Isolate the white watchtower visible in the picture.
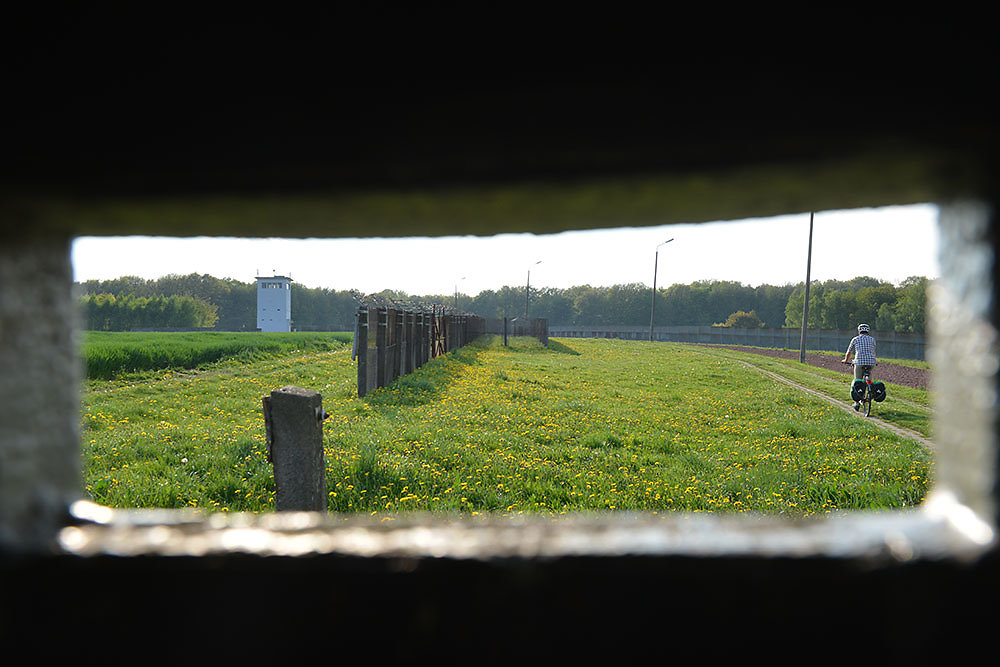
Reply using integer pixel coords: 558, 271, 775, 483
256, 275, 292, 332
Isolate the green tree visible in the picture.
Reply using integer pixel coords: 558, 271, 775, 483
855, 283, 897, 327
753, 284, 796, 328
572, 286, 612, 325
533, 287, 575, 325
820, 289, 858, 329
661, 283, 697, 325
79, 293, 217, 330
894, 276, 928, 333
875, 302, 896, 331
716, 310, 765, 328
468, 289, 501, 319
784, 283, 824, 328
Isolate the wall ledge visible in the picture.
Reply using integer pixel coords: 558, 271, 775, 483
58, 493, 993, 564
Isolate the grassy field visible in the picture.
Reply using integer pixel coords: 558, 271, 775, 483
80, 334, 934, 517
82, 331, 352, 380
690, 347, 934, 437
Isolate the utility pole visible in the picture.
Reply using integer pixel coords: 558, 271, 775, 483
799, 212, 814, 363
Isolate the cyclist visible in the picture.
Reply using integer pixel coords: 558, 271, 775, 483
843, 323, 877, 411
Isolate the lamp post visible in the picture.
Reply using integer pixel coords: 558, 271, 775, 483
649, 239, 674, 341
525, 260, 541, 319
799, 212, 814, 363
455, 276, 465, 310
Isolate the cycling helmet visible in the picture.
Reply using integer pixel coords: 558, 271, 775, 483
858, 323, 870, 333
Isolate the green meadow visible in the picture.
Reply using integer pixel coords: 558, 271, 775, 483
80, 334, 934, 517
82, 331, 352, 380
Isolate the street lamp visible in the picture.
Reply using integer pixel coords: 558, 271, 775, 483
799, 212, 814, 363
525, 261, 541, 319
649, 239, 674, 341
455, 276, 465, 310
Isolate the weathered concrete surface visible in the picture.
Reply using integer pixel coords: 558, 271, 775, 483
268, 386, 326, 512
0, 237, 82, 553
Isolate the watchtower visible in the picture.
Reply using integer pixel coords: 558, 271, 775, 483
256, 275, 292, 332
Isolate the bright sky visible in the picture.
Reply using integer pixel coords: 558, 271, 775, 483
71, 204, 940, 297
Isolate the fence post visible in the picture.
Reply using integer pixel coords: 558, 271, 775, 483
356, 307, 368, 397
421, 312, 429, 365
392, 309, 402, 383
412, 312, 419, 369
263, 385, 327, 512
423, 312, 430, 361
415, 312, 423, 368
376, 308, 387, 389
403, 311, 412, 374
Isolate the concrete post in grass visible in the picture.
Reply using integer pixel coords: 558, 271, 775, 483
264, 385, 327, 512
376, 308, 387, 389
356, 307, 368, 398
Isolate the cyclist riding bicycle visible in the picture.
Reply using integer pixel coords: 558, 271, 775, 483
843, 323, 877, 411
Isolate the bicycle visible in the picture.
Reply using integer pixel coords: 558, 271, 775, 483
844, 362, 874, 417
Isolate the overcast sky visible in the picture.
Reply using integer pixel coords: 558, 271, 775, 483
72, 204, 939, 296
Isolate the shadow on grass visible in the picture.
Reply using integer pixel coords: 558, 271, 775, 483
363, 341, 487, 408
546, 339, 581, 355
362, 334, 578, 408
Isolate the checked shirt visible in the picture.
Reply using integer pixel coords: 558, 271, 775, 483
846, 333, 877, 366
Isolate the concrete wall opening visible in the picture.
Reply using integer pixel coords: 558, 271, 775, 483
48, 202, 991, 564
4, 24, 997, 658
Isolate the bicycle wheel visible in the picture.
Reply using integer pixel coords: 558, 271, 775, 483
864, 388, 873, 417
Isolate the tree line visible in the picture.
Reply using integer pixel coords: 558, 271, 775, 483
75, 273, 929, 333
80, 293, 219, 331
782, 276, 927, 333
76, 274, 359, 332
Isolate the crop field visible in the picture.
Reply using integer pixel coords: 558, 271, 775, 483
82, 331, 352, 380
80, 334, 934, 517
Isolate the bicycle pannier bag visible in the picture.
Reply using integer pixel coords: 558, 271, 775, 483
872, 381, 887, 402
851, 379, 866, 402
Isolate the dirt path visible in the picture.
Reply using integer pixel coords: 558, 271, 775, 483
725, 357, 935, 450
701, 345, 930, 390
685, 344, 933, 448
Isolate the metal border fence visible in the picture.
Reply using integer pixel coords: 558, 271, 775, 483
549, 325, 926, 360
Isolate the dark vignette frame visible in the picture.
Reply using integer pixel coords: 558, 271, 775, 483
2, 17, 998, 660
